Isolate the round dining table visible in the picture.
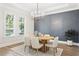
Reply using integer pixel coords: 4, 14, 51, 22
38, 36, 54, 53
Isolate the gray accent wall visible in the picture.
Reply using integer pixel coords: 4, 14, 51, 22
34, 9, 79, 43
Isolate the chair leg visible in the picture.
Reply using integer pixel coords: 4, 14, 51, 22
24, 46, 27, 56
24, 45, 26, 52
36, 49, 38, 55
45, 46, 46, 52
53, 48, 56, 56
28, 47, 30, 53
55, 48, 57, 53
53, 47, 57, 56
53, 48, 55, 56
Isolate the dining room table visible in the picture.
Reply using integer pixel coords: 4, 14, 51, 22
38, 36, 55, 53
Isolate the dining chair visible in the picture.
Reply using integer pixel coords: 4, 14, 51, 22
38, 32, 43, 37
47, 36, 54, 45
46, 36, 59, 56
31, 37, 43, 55
24, 37, 31, 52
47, 39, 54, 44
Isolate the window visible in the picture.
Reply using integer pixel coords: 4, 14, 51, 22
5, 14, 24, 36
19, 17, 24, 35
5, 14, 14, 36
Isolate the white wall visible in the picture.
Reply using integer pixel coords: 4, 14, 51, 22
25, 14, 34, 37
0, 4, 34, 47
0, 7, 4, 43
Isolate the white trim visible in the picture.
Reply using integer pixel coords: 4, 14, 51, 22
35, 4, 79, 17
73, 43, 79, 46
58, 41, 67, 44
4, 14, 14, 37
58, 40, 79, 46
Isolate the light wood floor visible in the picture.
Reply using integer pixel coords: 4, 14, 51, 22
58, 44, 79, 56
0, 43, 79, 56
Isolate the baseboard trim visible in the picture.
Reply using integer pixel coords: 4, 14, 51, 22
73, 43, 79, 46
58, 41, 67, 44
58, 40, 79, 46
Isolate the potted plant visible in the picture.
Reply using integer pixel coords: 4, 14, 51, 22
65, 29, 78, 46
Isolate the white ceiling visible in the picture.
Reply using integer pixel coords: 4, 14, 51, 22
0, 3, 79, 16
11, 3, 69, 13
11, 3, 66, 12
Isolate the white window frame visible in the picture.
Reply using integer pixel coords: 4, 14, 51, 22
18, 16, 25, 35
4, 12, 25, 37
4, 13, 15, 37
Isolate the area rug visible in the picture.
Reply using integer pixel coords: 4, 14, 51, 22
11, 44, 63, 56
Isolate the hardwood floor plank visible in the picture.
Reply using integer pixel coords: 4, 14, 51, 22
0, 43, 79, 56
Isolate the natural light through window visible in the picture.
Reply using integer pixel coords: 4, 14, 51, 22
5, 14, 14, 36
19, 17, 24, 35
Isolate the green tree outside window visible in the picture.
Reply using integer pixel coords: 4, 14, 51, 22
19, 17, 24, 35
6, 15, 14, 36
